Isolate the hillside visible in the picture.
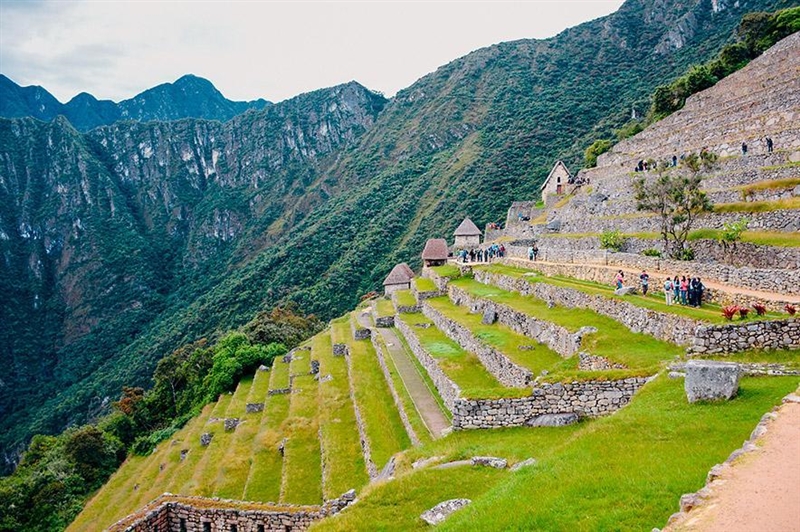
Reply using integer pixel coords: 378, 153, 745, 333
0, 74, 270, 131
1, 0, 795, 468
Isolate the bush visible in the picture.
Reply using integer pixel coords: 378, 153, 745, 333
738, 306, 750, 319
752, 303, 767, 316
722, 306, 739, 320
641, 248, 662, 257
584, 139, 612, 168
786, 304, 797, 316
676, 248, 695, 261
600, 230, 626, 252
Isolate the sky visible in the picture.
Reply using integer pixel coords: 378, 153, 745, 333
0, 0, 625, 104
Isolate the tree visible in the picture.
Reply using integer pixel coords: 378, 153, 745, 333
718, 218, 749, 261
634, 167, 713, 260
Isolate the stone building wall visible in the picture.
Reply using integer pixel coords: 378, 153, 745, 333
452, 378, 650, 429
421, 301, 533, 388
395, 317, 461, 412
454, 234, 481, 249
110, 492, 356, 532
689, 318, 800, 355
448, 285, 579, 358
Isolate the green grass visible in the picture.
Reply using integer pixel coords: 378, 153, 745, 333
280, 362, 323, 505
337, 317, 411, 470
438, 376, 800, 531
213, 369, 272, 499
759, 161, 800, 171
425, 296, 568, 376
372, 330, 434, 445
739, 176, 800, 194
453, 276, 683, 372
242, 362, 291, 502
478, 263, 784, 324
375, 298, 396, 318
396, 313, 528, 400
713, 196, 800, 213
705, 348, 800, 368
414, 277, 437, 292
430, 264, 461, 278
393, 289, 418, 309
687, 228, 800, 248
315, 331, 370, 499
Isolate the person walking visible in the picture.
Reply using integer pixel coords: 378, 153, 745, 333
664, 277, 674, 305
639, 270, 650, 296
615, 270, 625, 290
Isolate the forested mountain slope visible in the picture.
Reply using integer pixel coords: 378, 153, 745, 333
0, 0, 792, 467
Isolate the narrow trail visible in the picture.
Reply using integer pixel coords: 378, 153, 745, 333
358, 308, 450, 438
669, 395, 800, 532
505, 257, 797, 303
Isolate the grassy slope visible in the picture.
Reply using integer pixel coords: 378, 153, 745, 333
393, 289, 418, 308
315, 331, 370, 499
375, 298, 396, 317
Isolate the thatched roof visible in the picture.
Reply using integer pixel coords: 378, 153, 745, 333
383, 263, 415, 286
453, 217, 481, 236
421, 238, 449, 260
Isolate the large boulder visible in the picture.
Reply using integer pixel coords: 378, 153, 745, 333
684, 360, 741, 403
614, 286, 638, 296
420, 499, 472, 525
481, 308, 497, 325
526, 413, 579, 427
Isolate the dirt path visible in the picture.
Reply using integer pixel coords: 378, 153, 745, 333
508, 257, 796, 304
358, 308, 450, 438
672, 396, 800, 532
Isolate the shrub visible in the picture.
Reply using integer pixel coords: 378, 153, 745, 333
738, 306, 750, 319
641, 248, 661, 257
584, 139, 612, 168
752, 302, 767, 316
600, 230, 626, 252
722, 305, 739, 320
676, 248, 695, 261
786, 304, 797, 316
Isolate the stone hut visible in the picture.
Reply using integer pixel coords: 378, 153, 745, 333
453, 217, 481, 249
540, 160, 572, 204
421, 238, 449, 267
383, 263, 415, 295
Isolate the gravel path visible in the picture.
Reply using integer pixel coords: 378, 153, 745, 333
672, 396, 800, 532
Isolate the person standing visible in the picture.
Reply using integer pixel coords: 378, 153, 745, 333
532, 244, 539, 261
766, 137, 773, 153
696, 278, 705, 307
673, 275, 680, 303
680, 276, 689, 305
615, 270, 625, 290
528, 246, 534, 261
741, 141, 748, 155
664, 277, 674, 305
640, 270, 650, 296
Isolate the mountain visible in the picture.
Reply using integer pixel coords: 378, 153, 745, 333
0, 0, 794, 468
0, 74, 271, 131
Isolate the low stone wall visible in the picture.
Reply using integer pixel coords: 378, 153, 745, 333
110, 492, 356, 532
422, 267, 454, 292
475, 267, 702, 347
395, 317, 461, 412
449, 284, 579, 358
421, 301, 533, 388
369, 331, 421, 446
689, 318, 800, 355
342, 343, 378, 479
452, 378, 650, 429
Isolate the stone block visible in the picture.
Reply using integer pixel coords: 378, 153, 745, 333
481, 308, 498, 325
310, 360, 320, 375
200, 433, 213, 446
684, 360, 741, 403
332, 343, 348, 357
224, 418, 240, 431
420, 499, 472, 525
614, 286, 638, 296
246, 403, 265, 413
471, 456, 507, 469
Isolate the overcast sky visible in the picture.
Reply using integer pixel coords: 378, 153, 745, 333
1, 0, 624, 104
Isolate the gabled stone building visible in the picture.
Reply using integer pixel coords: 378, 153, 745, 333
382, 263, 415, 295
421, 238, 449, 267
540, 160, 572, 204
453, 217, 481, 249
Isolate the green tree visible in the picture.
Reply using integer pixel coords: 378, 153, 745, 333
584, 139, 612, 168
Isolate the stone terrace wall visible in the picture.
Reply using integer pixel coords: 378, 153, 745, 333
395, 317, 461, 412
452, 378, 650, 429
448, 284, 579, 358
421, 301, 533, 388
690, 318, 800, 355
110, 492, 356, 532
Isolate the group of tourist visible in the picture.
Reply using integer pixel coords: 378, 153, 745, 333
527, 244, 539, 261
458, 244, 506, 263
614, 269, 705, 307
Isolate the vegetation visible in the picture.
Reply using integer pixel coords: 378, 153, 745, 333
717, 217, 749, 260
393, 289, 418, 308
584, 139, 612, 168
739, 177, 800, 200
414, 277, 437, 292
599, 229, 626, 252
713, 196, 800, 213
648, 6, 800, 119
634, 164, 713, 259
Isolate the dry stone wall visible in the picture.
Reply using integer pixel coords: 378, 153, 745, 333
689, 318, 800, 355
421, 301, 533, 388
448, 284, 579, 357
452, 378, 650, 429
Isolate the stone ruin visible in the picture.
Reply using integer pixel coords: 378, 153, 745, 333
684, 360, 741, 403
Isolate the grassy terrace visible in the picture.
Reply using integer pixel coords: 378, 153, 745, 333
440, 376, 799, 531
393, 288, 418, 308
242, 359, 291, 502
713, 196, 800, 213
281, 347, 323, 504
313, 376, 799, 531
539, 229, 800, 248
332, 317, 410, 470
375, 298, 396, 317
478, 264, 784, 324
372, 330, 434, 444
451, 277, 681, 374
414, 276, 437, 292
396, 313, 528, 399
315, 331, 370, 498
430, 264, 461, 278
214, 369, 272, 499
425, 296, 567, 375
